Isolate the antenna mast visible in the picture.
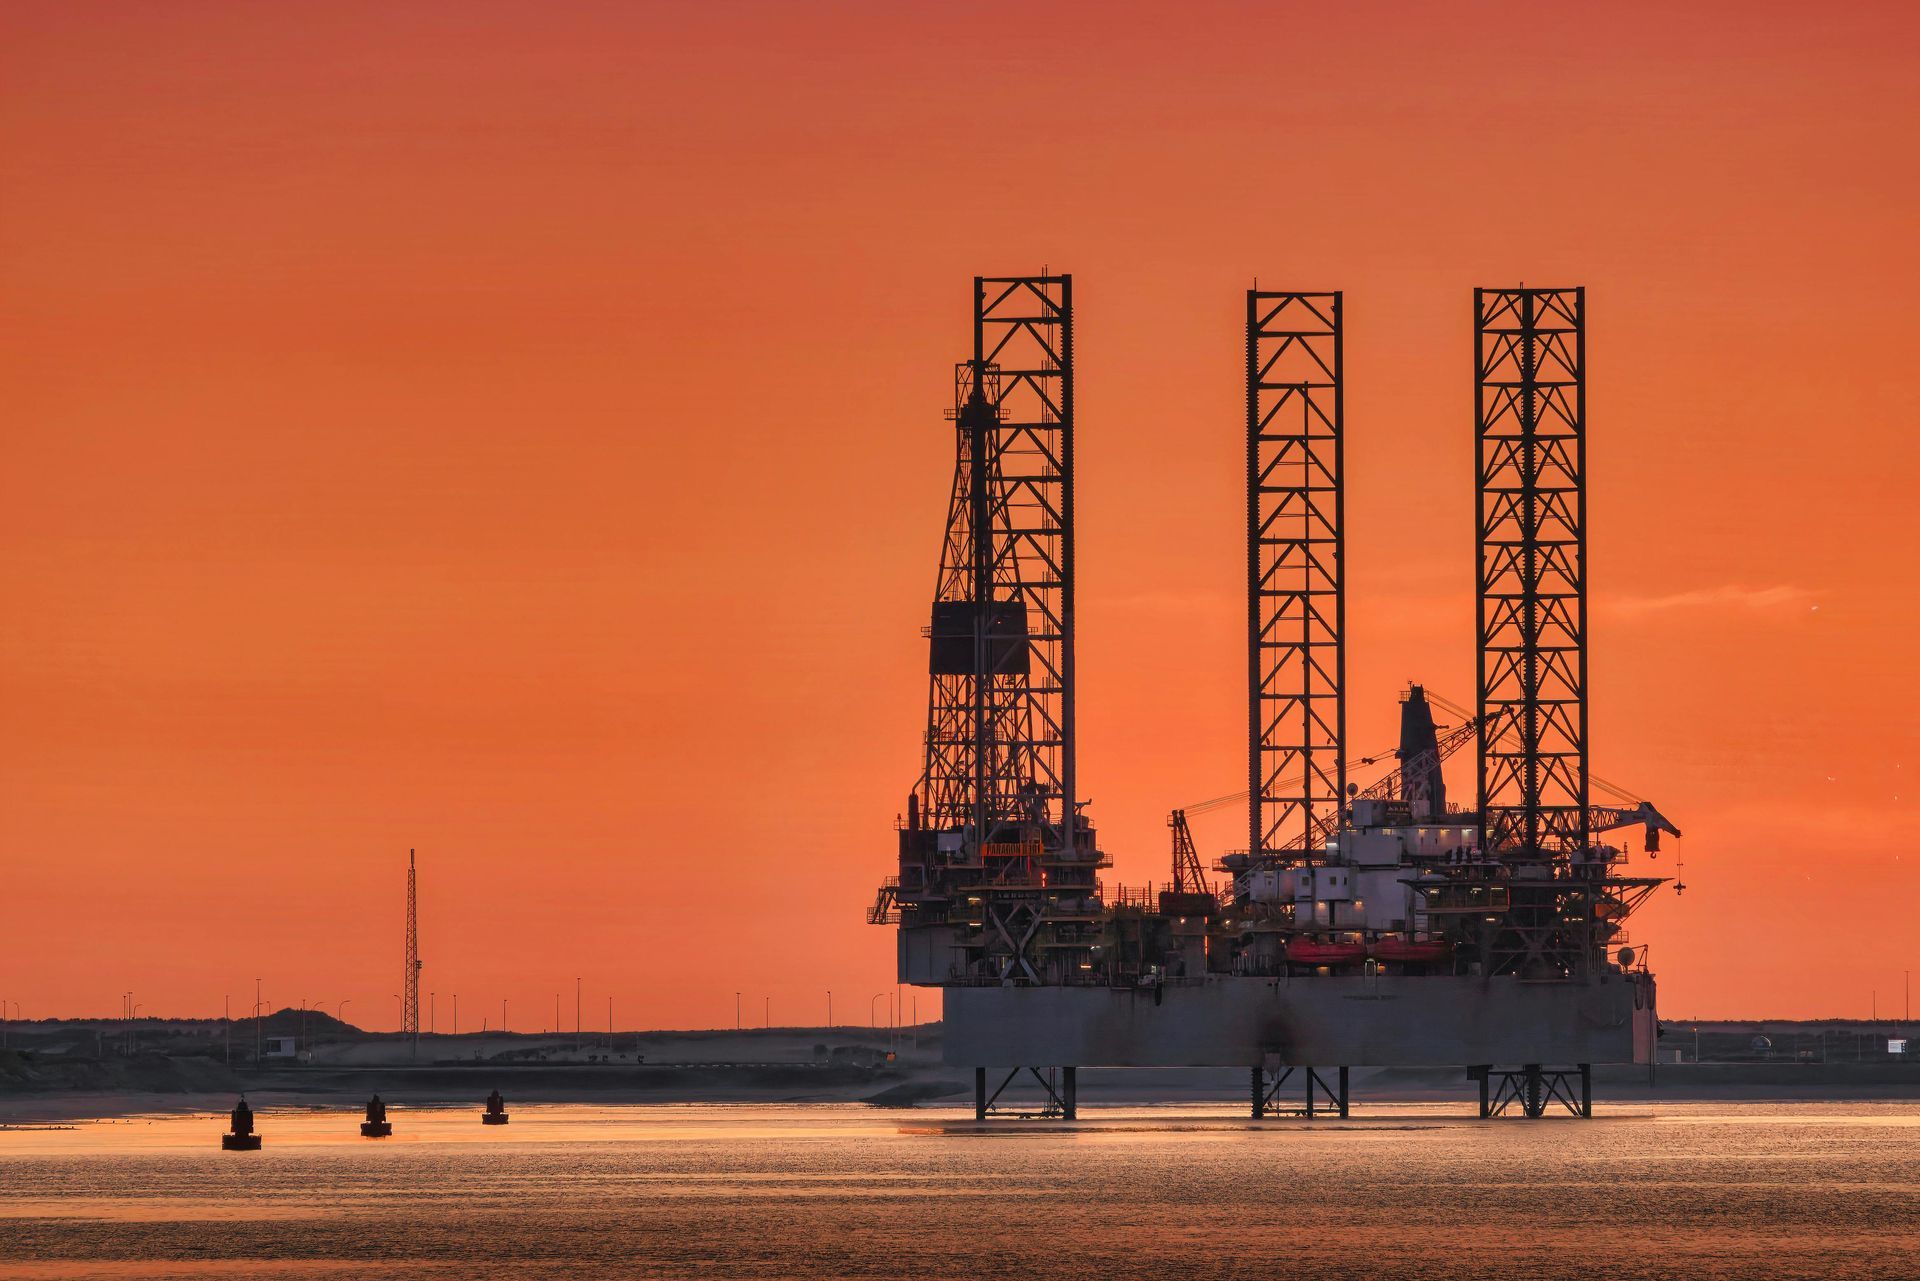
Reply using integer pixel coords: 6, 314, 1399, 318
403, 850, 421, 1051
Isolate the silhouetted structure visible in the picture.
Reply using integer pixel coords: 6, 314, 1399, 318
1397, 685, 1448, 818
359, 1093, 392, 1138
403, 851, 421, 1053
874, 277, 1676, 1124
482, 1089, 509, 1125
1474, 288, 1588, 860
882, 273, 1107, 996
1247, 290, 1346, 859
221, 1095, 261, 1150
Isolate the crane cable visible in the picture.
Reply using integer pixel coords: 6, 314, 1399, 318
1423, 688, 1645, 807
1180, 688, 1650, 820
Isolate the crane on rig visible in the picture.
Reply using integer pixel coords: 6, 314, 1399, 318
1186, 685, 1682, 885
1167, 791, 1244, 898
1592, 801, 1683, 853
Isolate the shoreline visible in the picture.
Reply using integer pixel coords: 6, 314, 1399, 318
6, 1063, 1918, 1126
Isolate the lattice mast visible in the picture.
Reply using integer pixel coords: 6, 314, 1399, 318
1247, 291, 1346, 862
893, 275, 1101, 985
919, 276, 1076, 851
1474, 288, 1589, 860
403, 850, 421, 1038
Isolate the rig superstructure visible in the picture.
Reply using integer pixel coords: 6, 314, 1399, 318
874, 277, 1677, 1120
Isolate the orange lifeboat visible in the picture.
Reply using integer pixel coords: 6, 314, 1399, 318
1287, 938, 1369, 966
1370, 938, 1452, 964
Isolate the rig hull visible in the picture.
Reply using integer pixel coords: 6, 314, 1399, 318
941, 973, 1655, 1068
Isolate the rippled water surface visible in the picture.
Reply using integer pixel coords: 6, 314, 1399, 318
3, 1101, 1917, 1279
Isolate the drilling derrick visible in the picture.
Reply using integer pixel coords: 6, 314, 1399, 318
1247, 291, 1345, 864
891, 275, 1107, 988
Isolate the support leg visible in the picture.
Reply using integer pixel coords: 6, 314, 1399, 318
1062, 1067, 1077, 1121
1475, 1066, 1490, 1119
974, 1067, 986, 1122
1337, 1065, 1350, 1118
1251, 1065, 1264, 1119
1579, 1062, 1592, 1118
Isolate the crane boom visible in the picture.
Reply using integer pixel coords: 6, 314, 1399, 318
1591, 801, 1682, 853
1167, 810, 1215, 897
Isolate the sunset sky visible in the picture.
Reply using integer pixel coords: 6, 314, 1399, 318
3, 1, 1916, 1030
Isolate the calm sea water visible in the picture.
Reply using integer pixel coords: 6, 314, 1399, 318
1, 1101, 1916, 1279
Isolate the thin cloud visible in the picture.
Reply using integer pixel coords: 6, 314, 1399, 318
1600, 585, 1815, 618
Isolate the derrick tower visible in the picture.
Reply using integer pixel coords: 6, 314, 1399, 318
403, 850, 421, 1037
887, 274, 1107, 986
1247, 290, 1346, 861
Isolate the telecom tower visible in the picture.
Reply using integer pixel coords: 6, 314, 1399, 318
403, 850, 421, 1042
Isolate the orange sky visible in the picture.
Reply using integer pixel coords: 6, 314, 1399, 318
3, 2, 1916, 1030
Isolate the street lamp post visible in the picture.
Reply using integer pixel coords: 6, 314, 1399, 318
870, 993, 884, 1028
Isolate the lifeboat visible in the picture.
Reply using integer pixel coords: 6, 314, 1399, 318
1370, 938, 1451, 963
1287, 938, 1369, 966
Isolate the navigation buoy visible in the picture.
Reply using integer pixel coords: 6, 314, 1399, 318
481, 1089, 510, 1126
221, 1095, 262, 1150
359, 1093, 393, 1138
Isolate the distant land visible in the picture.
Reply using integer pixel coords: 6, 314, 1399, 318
2, 1010, 1915, 1122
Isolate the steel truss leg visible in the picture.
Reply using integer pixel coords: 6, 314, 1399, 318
1476, 1064, 1593, 1118
1253, 1066, 1350, 1119
974, 1066, 1079, 1120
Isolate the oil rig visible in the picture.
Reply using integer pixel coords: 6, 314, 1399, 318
871, 277, 1678, 1120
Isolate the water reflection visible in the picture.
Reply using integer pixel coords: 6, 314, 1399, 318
2, 1103, 1916, 1279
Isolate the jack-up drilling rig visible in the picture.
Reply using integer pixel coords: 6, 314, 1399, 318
875, 279, 1673, 1121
